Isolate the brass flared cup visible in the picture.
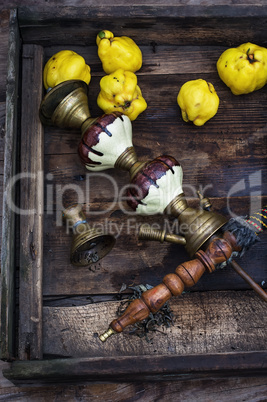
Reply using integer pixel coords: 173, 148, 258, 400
39, 80, 97, 132
62, 204, 116, 267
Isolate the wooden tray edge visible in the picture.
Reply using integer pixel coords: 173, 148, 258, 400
0, 8, 20, 361
3, 351, 267, 385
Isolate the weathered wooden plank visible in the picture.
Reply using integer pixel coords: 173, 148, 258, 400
18, 4, 267, 21
5, 379, 267, 402
0, 371, 267, 401
0, 9, 20, 360
0, 102, 6, 161
1, 351, 267, 398
4, 350, 267, 384
43, 44, 226, 76
3, 0, 267, 9
43, 155, 266, 203
1, 363, 267, 400
17, 6, 267, 47
42, 291, 267, 358
4, 352, 266, 384
19, 44, 44, 360
0, 174, 3, 215
0, 10, 10, 103
4, 352, 267, 385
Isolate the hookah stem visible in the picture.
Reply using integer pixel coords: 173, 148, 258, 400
230, 260, 267, 302
99, 206, 267, 341
103, 230, 240, 338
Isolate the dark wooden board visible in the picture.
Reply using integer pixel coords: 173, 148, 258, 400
44, 44, 225, 76
40, 44, 267, 296
17, 6, 267, 48
0, 10, 10, 103
19, 44, 44, 360
1, 4, 267, 386
4, 349, 267, 384
0, 102, 6, 161
1, 363, 267, 402
0, 9, 20, 361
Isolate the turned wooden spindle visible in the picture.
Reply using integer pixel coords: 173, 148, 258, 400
138, 206, 267, 302
99, 231, 240, 340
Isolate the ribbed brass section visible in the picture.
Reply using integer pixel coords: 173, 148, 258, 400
99, 328, 116, 342
165, 194, 228, 257
129, 161, 147, 180
81, 117, 99, 135
165, 193, 188, 217
178, 208, 228, 257
115, 146, 138, 171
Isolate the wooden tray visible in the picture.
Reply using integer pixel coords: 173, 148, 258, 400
1, 6, 267, 384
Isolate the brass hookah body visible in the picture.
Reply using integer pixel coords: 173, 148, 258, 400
39, 80, 266, 342
39, 79, 228, 259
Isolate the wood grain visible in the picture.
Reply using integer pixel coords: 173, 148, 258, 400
1, 366, 267, 400
43, 44, 225, 76
0, 10, 10, 102
0, 102, 6, 161
19, 44, 44, 360
2, 366, 267, 402
3, 351, 267, 384
17, 6, 267, 47
0, 9, 20, 360
42, 291, 267, 358
2, 0, 267, 9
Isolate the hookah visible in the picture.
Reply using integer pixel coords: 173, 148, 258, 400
39, 79, 267, 341
39, 79, 228, 260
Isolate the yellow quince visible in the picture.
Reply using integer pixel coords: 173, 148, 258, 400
97, 68, 147, 121
43, 50, 91, 90
96, 30, 142, 74
217, 42, 267, 95
177, 79, 220, 126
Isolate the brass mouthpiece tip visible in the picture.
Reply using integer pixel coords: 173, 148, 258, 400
99, 328, 116, 342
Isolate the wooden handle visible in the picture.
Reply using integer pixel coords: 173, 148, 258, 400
107, 232, 239, 335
